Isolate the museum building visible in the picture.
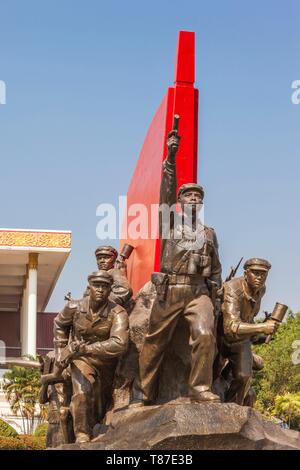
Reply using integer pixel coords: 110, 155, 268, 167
0, 228, 71, 431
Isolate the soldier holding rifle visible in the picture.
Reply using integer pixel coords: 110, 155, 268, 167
53, 270, 129, 443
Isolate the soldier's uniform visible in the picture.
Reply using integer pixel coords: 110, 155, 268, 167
220, 258, 270, 404
139, 159, 222, 402
54, 272, 129, 440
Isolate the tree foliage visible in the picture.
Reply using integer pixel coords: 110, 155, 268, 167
253, 311, 300, 429
274, 393, 300, 429
0, 435, 46, 450
3, 360, 48, 435
34, 422, 48, 437
0, 418, 18, 437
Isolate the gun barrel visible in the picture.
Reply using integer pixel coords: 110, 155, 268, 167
4, 358, 41, 369
225, 257, 243, 282
40, 372, 64, 385
225, 268, 234, 283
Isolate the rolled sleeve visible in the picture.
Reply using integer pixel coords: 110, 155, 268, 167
222, 284, 242, 339
54, 301, 76, 346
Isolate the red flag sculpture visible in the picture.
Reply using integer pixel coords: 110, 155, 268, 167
121, 31, 199, 295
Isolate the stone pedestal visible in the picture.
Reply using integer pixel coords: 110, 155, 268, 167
56, 402, 300, 450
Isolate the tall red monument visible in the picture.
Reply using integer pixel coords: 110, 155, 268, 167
121, 31, 199, 295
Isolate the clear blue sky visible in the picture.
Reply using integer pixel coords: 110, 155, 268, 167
0, 0, 299, 313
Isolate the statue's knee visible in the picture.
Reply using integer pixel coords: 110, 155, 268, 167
71, 389, 92, 404
192, 328, 215, 343
59, 406, 70, 421
235, 370, 251, 384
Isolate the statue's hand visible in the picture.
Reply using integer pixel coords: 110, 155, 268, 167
55, 340, 85, 367
69, 339, 87, 356
217, 286, 224, 298
54, 357, 66, 371
263, 320, 279, 335
167, 130, 180, 160
55, 347, 66, 369
77, 342, 88, 355
115, 258, 127, 273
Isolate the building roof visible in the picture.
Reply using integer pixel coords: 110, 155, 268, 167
0, 229, 71, 312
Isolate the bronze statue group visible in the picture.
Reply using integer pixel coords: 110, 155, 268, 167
40, 118, 285, 446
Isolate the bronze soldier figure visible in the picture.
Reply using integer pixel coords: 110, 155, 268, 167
220, 258, 278, 405
138, 117, 222, 403
84, 246, 133, 308
54, 270, 129, 443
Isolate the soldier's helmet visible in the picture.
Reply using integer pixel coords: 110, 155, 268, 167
243, 258, 271, 272
177, 183, 204, 201
95, 246, 118, 258
87, 270, 113, 285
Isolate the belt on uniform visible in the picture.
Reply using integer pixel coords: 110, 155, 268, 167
167, 274, 204, 285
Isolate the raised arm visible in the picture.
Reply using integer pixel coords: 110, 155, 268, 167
159, 120, 181, 244
160, 126, 181, 207
110, 269, 133, 307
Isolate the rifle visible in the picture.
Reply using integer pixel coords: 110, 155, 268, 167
225, 257, 243, 282
40, 340, 85, 385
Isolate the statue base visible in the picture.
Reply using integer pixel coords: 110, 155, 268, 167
56, 401, 300, 450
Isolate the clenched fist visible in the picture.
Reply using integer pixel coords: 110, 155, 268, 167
262, 320, 279, 335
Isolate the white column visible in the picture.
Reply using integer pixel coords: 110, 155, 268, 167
23, 253, 38, 357
20, 277, 28, 356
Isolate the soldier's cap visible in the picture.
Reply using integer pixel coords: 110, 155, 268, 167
178, 183, 204, 200
87, 270, 113, 285
243, 258, 271, 272
95, 245, 118, 258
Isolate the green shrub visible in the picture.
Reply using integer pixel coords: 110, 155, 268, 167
0, 418, 18, 438
0, 435, 46, 450
253, 311, 300, 427
20, 435, 46, 450
34, 422, 48, 437
0, 436, 26, 450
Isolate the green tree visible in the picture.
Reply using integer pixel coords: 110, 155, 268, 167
0, 418, 18, 437
34, 422, 48, 437
3, 361, 47, 435
273, 393, 300, 429
253, 311, 300, 429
